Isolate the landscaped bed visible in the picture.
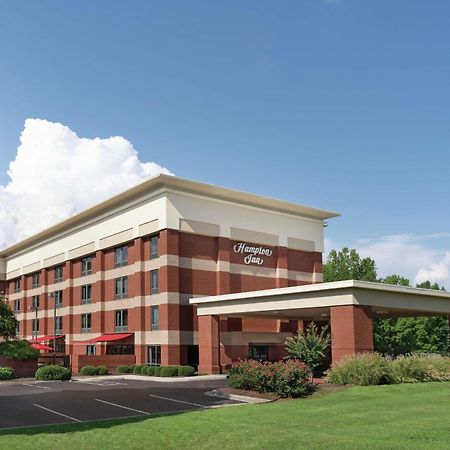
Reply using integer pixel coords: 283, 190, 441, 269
0, 382, 449, 449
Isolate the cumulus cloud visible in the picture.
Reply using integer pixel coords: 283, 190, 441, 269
0, 118, 172, 248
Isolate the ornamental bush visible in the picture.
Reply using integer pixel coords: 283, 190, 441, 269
0, 340, 39, 360
144, 366, 156, 376
178, 365, 195, 377
0, 366, 15, 380
153, 366, 162, 376
96, 365, 108, 375
79, 366, 98, 376
35, 365, 71, 381
117, 365, 132, 374
160, 366, 179, 377
228, 359, 314, 398
133, 365, 145, 374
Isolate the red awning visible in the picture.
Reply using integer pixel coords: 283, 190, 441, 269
31, 343, 53, 351
88, 333, 133, 344
31, 335, 65, 343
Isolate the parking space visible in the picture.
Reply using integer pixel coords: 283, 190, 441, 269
0, 378, 242, 429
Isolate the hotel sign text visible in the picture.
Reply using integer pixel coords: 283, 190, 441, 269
233, 242, 273, 266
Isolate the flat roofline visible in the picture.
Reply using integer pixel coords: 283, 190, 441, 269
190, 280, 450, 305
0, 174, 339, 259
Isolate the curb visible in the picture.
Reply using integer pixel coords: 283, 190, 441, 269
205, 389, 273, 404
72, 374, 227, 383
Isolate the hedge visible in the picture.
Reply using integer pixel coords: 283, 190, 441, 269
79, 366, 98, 376
96, 365, 108, 375
117, 365, 133, 374
0, 366, 15, 380
326, 353, 450, 386
0, 340, 39, 360
153, 366, 162, 376
144, 366, 156, 376
133, 365, 145, 374
160, 366, 179, 377
228, 359, 314, 398
178, 365, 195, 377
35, 365, 71, 381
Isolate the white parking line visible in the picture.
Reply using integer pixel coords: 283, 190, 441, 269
149, 394, 208, 408
22, 384, 51, 389
33, 404, 81, 422
95, 398, 150, 415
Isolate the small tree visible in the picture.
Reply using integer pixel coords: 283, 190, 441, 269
0, 293, 18, 340
285, 322, 331, 376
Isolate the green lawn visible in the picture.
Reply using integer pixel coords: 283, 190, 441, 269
1, 382, 450, 449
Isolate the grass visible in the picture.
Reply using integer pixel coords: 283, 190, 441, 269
1, 382, 449, 449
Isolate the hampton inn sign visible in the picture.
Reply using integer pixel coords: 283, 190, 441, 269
233, 242, 273, 266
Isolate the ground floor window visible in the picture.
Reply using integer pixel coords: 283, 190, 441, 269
55, 343, 65, 353
148, 345, 161, 366
86, 345, 96, 355
106, 344, 134, 355
249, 344, 269, 361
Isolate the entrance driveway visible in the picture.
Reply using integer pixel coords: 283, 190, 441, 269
0, 377, 240, 429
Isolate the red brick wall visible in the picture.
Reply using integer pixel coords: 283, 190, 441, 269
74, 354, 136, 374
0, 356, 38, 378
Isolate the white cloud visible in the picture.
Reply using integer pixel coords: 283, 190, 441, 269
415, 252, 450, 285
0, 118, 172, 248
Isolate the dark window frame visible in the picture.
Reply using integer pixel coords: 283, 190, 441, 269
54, 265, 64, 283
114, 245, 128, 268
81, 284, 92, 304
115, 276, 128, 300
150, 235, 159, 260
115, 309, 128, 332
81, 256, 92, 276
150, 269, 159, 294
81, 313, 92, 333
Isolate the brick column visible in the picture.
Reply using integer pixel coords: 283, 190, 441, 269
276, 246, 288, 288
198, 315, 221, 374
330, 305, 373, 364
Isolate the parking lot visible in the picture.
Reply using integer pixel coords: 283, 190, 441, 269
0, 377, 242, 429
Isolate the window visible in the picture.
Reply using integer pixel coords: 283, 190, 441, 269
249, 344, 269, 361
55, 343, 65, 353
54, 290, 63, 308
81, 256, 92, 276
55, 316, 63, 334
150, 269, 159, 294
14, 278, 20, 293
148, 345, 161, 366
32, 272, 40, 289
115, 277, 128, 299
81, 285, 92, 304
106, 344, 134, 355
81, 313, 91, 333
151, 306, 159, 330
150, 235, 159, 259
115, 309, 128, 332
14, 299, 20, 313
54, 265, 64, 283
86, 344, 96, 355
15, 321, 20, 336
32, 318, 39, 333
32, 295, 40, 309
115, 245, 128, 268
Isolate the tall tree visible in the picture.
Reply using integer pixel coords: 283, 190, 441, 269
323, 248, 377, 282
0, 294, 18, 340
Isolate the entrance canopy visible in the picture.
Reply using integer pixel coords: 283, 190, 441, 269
190, 280, 450, 320
31, 335, 65, 343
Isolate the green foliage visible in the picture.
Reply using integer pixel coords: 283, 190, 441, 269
0, 295, 18, 340
96, 365, 108, 375
326, 353, 390, 386
228, 359, 315, 398
178, 365, 195, 377
35, 365, 71, 381
132, 365, 145, 374
160, 366, 179, 377
323, 248, 377, 283
0, 366, 15, 380
284, 322, 331, 373
0, 339, 39, 360
153, 366, 162, 376
79, 366, 98, 376
117, 365, 132, 374
326, 353, 450, 385
374, 277, 449, 355
145, 366, 156, 376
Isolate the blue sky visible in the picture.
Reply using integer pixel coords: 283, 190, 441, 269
1, 1, 450, 284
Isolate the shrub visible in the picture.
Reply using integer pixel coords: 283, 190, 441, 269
35, 365, 71, 381
285, 322, 331, 374
79, 366, 98, 376
145, 366, 156, 376
325, 353, 390, 386
130, 364, 137, 371
389, 355, 450, 383
228, 359, 314, 398
160, 365, 179, 377
96, 365, 108, 375
133, 365, 145, 374
153, 366, 162, 376
117, 365, 132, 374
0, 366, 15, 380
0, 340, 39, 360
178, 365, 195, 377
